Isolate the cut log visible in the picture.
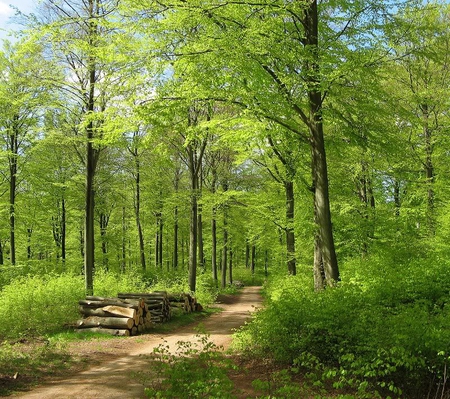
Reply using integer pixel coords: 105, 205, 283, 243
79, 299, 139, 310
77, 316, 134, 329
102, 305, 137, 319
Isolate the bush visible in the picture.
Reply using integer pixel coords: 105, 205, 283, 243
0, 273, 84, 339
142, 334, 235, 398
234, 255, 450, 398
94, 268, 149, 297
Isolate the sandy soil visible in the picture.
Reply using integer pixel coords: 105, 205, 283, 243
9, 286, 263, 399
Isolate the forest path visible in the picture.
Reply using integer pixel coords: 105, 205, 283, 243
11, 286, 263, 399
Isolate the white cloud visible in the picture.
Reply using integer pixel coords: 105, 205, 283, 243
0, 2, 13, 18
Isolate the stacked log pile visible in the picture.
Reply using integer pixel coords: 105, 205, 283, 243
168, 293, 197, 313
77, 296, 152, 336
118, 291, 172, 324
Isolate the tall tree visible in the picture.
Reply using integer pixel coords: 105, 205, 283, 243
36, 0, 126, 293
0, 39, 53, 265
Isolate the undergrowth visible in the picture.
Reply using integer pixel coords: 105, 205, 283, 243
233, 249, 450, 399
140, 333, 236, 398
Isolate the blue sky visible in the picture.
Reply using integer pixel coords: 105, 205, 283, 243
0, 0, 36, 39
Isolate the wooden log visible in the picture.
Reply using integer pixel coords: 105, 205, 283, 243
131, 326, 138, 336
79, 299, 139, 310
85, 296, 141, 306
102, 305, 137, 319
75, 327, 130, 337
77, 316, 134, 329
79, 306, 113, 318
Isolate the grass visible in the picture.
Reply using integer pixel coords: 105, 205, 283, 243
0, 339, 74, 396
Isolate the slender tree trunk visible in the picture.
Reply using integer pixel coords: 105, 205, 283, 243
27, 228, 32, 260
394, 180, 401, 217
198, 165, 205, 271
228, 243, 233, 286
134, 157, 146, 270
155, 216, 160, 267
245, 239, 250, 269
221, 211, 228, 289
158, 216, 163, 267
313, 231, 326, 291
422, 103, 435, 235
99, 212, 109, 269
8, 118, 18, 266
189, 179, 198, 291
284, 180, 296, 275
211, 166, 218, 285
84, 1, 99, 295
251, 243, 256, 275
121, 206, 126, 273
173, 206, 178, 269
0, 241, 4, 265
61, 197, 66, 264
304, 0, 339, 286
211, 211, 218, 284
80, 227, 84, 260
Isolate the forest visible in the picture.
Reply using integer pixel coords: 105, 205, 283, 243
1, 0, 450, 397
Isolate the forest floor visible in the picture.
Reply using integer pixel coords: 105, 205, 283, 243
5, 286, 268, 399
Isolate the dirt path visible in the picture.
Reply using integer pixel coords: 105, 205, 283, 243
11, 286, 263, 399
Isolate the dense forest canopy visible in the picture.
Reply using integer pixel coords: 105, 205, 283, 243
0, 0, 449, 292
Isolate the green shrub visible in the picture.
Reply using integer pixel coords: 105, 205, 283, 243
234, 255, 450, 398
94, 268, 149, 296
0, 273, 84, 339
142, 333, 235, 398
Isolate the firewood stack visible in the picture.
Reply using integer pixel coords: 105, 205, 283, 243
118, 291, 172, 324
77, 296, 152, 336
168, 293, 197, 313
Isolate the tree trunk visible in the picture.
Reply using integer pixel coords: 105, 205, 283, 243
197, 164, 205, 270
8, 117, 18, 266
84, 1, 100, 295
61, 197, 66, 264
284, 180, 296, 275
211, 211, 218, 284
313, 231, 326, 291
0, 241, 4, 265
155, 216, 160, 267
245, 239, 250, 269
304, 0, 339, 286
211, 166, 218, 284
173, 206, 178, 269
189, 185, 198, 291
134, 156, 146, 270
99, 212, 109, 269
251, 243, 256, 275
228, 244, 233, 286
27, 228, 32, 260
422, 103, 435, 235
221, 212, 228, 289
158, 215, 163, 268
85, 144, 96, 295
121, 206, 126, 273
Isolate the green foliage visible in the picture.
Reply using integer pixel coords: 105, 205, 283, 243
234, 252, 450, 398
94, 268, 149, 297
142, 333, 236, 399
0, 273, 84, 339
